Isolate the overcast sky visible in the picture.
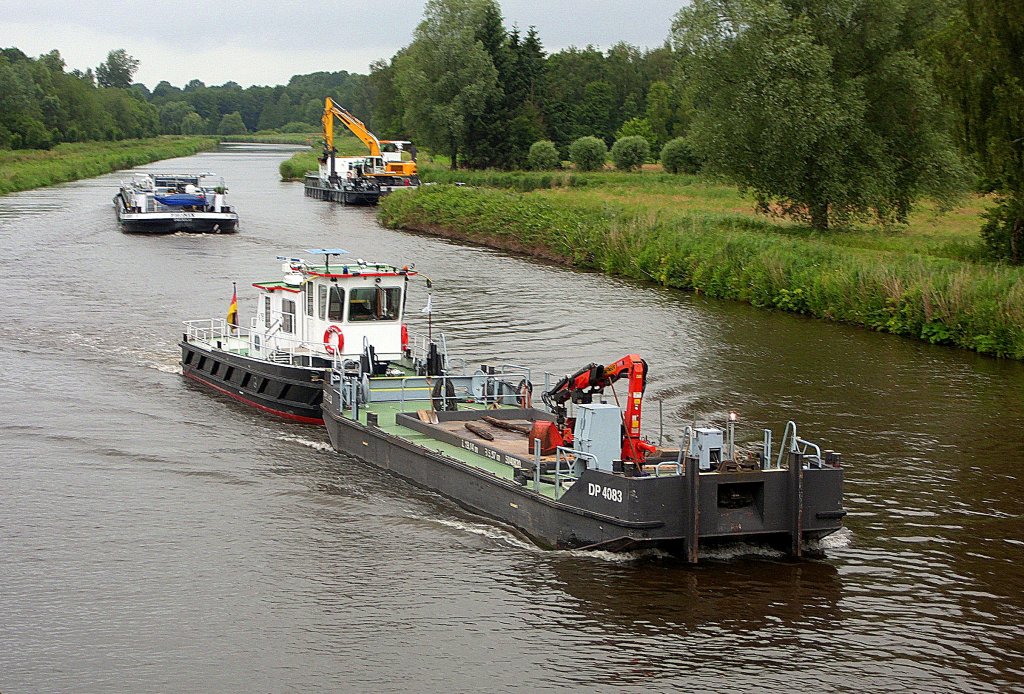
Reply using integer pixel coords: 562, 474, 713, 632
2, 0, 685, 89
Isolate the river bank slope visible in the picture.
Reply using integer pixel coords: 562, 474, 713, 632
0, 136, 221, 195
379, 180, 1024, 359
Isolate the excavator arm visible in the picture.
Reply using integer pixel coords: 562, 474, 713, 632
322, 96, 382, 158
541, 354, 657, 464
321, 97, 418, 180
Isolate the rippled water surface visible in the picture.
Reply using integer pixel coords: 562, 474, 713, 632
1, 144, 1022, 692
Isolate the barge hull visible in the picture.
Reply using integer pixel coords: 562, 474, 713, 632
303, 177, 380, 205
321, 401, 844, 556
115, 195, 239, 233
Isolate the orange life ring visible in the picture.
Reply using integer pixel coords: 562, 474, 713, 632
323, 325, 344, 354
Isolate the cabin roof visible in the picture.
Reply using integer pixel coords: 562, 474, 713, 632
253, 281, 301, 293
304, 263, 416, 280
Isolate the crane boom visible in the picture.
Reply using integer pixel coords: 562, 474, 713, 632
542, 354, 657, 464
322, 96, 382, 158
320, 97, 418, 182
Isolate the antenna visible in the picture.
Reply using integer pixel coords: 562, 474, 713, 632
305, 248, 349, 273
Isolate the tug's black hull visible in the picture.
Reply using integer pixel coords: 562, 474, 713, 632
321, 402, 846, 559
179, 340, 325, 423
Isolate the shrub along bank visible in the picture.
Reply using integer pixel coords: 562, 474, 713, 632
0, 136, 218, 195
379, 185, 1024, 359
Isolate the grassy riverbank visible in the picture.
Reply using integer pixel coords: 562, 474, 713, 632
222, 132, 319, 145
278, 136, 373, 180
0, 136, 218, 195
379, 183, 1024, 359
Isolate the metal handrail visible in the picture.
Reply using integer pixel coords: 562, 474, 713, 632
776, 420, 798, 469
553, 446, 592, 500
795, 438, 823, 467
652, 462, 684, 477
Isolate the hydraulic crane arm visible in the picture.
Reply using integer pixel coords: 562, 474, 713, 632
541, 354, 657, 464
322, 96, 381, 158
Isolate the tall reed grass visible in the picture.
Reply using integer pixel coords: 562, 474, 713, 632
380, 185, 1024, 358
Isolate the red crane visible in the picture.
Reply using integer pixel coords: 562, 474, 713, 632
541, 354, 658, 464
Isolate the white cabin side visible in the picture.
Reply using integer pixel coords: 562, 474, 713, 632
251, 266, 408, 360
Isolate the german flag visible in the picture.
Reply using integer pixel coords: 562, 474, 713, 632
227, 282, 238, 332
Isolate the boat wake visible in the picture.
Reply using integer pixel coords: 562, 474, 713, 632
698, 543, 787, 562
807, 526, 853, 551
566, 547, 671, 563
432, 517, 538, 551
276, 434, 333, 452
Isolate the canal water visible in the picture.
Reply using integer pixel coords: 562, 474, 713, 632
1, 144, 1021, 692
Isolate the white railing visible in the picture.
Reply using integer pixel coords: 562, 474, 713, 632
183, 317, 321, 366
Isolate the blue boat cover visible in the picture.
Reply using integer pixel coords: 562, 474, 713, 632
155, 193, 206, 206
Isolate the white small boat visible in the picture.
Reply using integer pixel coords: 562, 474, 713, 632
114, 172, 239, 233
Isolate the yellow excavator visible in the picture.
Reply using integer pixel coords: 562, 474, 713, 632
320, 97, 419, 191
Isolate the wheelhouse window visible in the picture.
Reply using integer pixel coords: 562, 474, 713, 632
281, 298, 295, 333
328, 286, 344, 321
263, 296, 271, 328
348, 286, 401, 322
305, 283, 315, 317
318, 285, 328, 320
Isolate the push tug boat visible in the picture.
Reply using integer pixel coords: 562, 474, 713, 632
182, 252, 846, 560
115, 172, 239, 233
180, 250, 416, 423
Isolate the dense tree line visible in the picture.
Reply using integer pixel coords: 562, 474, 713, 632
374, 0, 680, 169
144, 69, 372, 135
0, 48, 158, 149
0, 46, 372, 146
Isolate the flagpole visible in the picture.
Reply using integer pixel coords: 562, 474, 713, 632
230, 281, 238, 335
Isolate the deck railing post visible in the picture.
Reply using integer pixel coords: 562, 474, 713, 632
789, 450, 804, 558
534, 439, 542, 492
685, 455, 699, 564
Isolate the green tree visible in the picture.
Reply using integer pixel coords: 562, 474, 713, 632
95, 49, 139, 89
673, 0, 968, 230
527, 140, 560, 170
180, 112, 206, 134
217, 111, 247, 135
461, 1, 512, 168
569, 135, 606, 171
368, 58, 405, 137
159, 101, 197, 134
394, 0, 501, 168
616, 117, 657, 155
645, 81, 674, 147
933, 1, 1024, 262
578, 80, 615, 145
611, 135, 650, 171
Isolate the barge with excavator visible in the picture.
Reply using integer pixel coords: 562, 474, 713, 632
304, 97, 420, 205
180, 251, 846, 560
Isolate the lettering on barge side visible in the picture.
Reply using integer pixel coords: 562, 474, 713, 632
587, 482, 623, 503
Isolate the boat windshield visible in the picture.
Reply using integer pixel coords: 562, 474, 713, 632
348, 286, 401, 321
